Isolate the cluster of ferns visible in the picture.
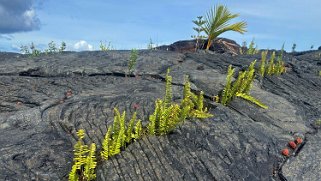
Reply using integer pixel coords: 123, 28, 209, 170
69, 51, 287, 180
69, 130, 97, 181
259, 50, 286, 77
69, 69, 213, 181
148, 69, 213, 135
219, 50, 286, 109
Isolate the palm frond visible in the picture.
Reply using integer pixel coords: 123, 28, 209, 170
203, 4, 247, 50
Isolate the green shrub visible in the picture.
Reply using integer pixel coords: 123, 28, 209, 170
128, 49, 138, 75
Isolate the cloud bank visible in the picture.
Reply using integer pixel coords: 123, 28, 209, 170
0, 0, 40, 33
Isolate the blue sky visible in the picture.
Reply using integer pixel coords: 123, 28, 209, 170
0, 0, 320, 52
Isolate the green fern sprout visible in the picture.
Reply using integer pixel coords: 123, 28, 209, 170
83, 143, 97, 180
259, 51, 268, 77
180, 76, 194, 121
69, 129, 97, 181
164, 69, 173, 108
111, 128, 123, 156
101, 126, 112, 160
148, 99, 162, 135
69, 165, 79, 181
100, 41, 112, 51
128, 49, 138, 75
191, 91, 213, 118
134, 120, 142, 140
240, 60, 256, 94
229, 71, 245, 103
166, 104, 181, 133
221, 65, 235, 105
247, 39, 258, 55
266, 51, 276, 75
126, 112, 137, 143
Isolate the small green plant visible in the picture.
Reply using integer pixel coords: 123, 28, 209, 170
48, 41, 57, 53
292, 43, 296, 53
259, 50, 268, 77
69, 129, 97, 181
202, 4, 247, 50
191, 16, 206, 51
99, 41, 112, 51
128, 49, 138, 75
59, 41, 66, 52
246, 39, 258, 55
319, 70, 321, 76
20, 42, 41, 56
147, 38, 155, 50
239, 41, 247, 54
30, 42, 41, 56
20, 45, 30, 54
266, 51, 276, 75
220, 61, 268, 109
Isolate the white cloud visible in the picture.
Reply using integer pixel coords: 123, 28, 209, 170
73, 40, 94, 51
0, 0, 40, 33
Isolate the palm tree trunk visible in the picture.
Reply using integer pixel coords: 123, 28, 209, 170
206, 39, 212, 50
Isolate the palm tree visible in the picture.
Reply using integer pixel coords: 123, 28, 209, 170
203, 4, 247, 50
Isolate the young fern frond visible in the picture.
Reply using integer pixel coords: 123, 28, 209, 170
101, 126, 112, 160
111, 128, 124, 156
236, 93, 268, 109
126, 112, 136, 143
192, 91, 213, 118
164, 69, 173, 108
266, 51, 275, 75
119, 110, 127, 147
69, 129, 96, 181
179, 100, 191, 122
167, 104, 181, 132
159, 104, 169, 135
112, 108, 121, 140
229, 71, 245, 103
242, 60, 256, 94
134, 120, 142, 140
196, 91, 204, 111
83, 143, 97, 181
148, 99, 162, 135
259, 51, 268, 77
221, 65, 235, 105
68, 165, 79, 181
73, 130, 89, 169
183, 75, 192, 100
